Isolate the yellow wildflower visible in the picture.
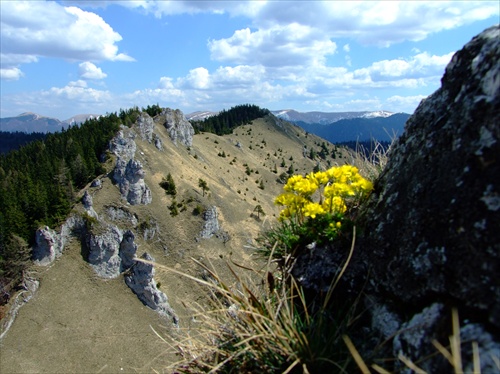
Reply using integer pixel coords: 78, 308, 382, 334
302, 202, 325, 219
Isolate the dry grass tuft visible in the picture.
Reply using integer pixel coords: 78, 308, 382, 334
139, 231, 360, 373
348, 138, 395, 181
344, 308, 491, 374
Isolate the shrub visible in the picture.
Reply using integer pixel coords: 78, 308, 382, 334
169, 200, 179, 216
193, 204, 204, 216
159, 173, 177, 196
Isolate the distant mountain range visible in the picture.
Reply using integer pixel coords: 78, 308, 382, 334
294, 113, 411, 143
271, 109, 396, 124
1, 109, 410, 143
0, 112, 101, 133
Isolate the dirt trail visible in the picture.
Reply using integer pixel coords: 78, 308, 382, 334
0, 241, 177, 374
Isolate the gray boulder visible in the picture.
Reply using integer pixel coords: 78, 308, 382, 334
355, 25, 500, 370
136, 112, 155, 143
113, 158, 152, 205
90, 178, 102, 188
32, 215, 85, 266
82, 190, 98, 219
125, 252, 178, 326
153, 133, 163, 151
200, 206, 219, 239
109, 129, 136, 160
287, 26, 499, 372
86, 223, 123, 278
158, 108, 194, 147
362, 25, 500, 327
120, 230, 137, 271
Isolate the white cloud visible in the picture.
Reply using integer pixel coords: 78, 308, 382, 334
386, 94, 427, 112
358, 51, 454, 82
46, 84, 111, 103
212, 65, 266, 88
251, 1, 498, 47
105, 0, 266, 18
183, 67, 211, 89
208, 24, 336, 67
0, 67, 24, 81
79, 62, 107, 80
0, 1, 133, 80
68, 80, 88, 88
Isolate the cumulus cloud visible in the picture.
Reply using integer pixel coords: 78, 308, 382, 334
79, 62, 107, 80
106, 0, 266, 18
249, 1, 498, 46
0, 67, 24, 81
183, 67, 211, 89
46, 83, 111, 103
0, 1, 133, 80
208, 24, 336, 67
386, 94, 427, 111
357, 51, 454, 82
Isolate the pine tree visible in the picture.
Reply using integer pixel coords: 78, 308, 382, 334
198, 178, 209, 197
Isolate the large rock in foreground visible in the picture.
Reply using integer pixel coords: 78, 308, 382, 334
289, 26, 500, 372
362, 25, 500, 327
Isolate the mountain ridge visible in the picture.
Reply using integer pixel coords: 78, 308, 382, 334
0, 113, 101, 133
1, 108, 361, 372
2, 109, 410, 143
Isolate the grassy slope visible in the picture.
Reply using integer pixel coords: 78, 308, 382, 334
0, 114, 354, 373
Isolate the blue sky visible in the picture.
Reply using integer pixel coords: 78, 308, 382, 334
1, 1, 498, 120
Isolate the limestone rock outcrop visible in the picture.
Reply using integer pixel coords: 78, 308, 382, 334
200, 206, 220, 239
32, 215, 85, 266
125, 253, 179, 326
82, 190, 98, 219
109, 129, 136, 160
105, 205, 138, 227
110, 127, 152, 205
113, 158, 152, 205
289, 26, 499, 372
86, 223, 123, 278
362, 25, 500, 326
136, 112, 155, 143
157, 108, 194, 147
32, 227, 59, 266
356, 26, 500, 371
119, 230, 137, 271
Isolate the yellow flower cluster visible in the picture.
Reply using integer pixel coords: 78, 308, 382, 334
275, 165, 373, 223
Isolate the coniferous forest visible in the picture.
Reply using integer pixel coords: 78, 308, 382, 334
0, 110, 139, 304
0, 132, 47, 155
191, 104, 270, 135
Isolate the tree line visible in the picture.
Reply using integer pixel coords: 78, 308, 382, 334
191, 104, 270, 135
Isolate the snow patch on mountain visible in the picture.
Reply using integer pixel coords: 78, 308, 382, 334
361, 111, 394, 118
271, 109, 398, 125
185, 111, 219, 121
